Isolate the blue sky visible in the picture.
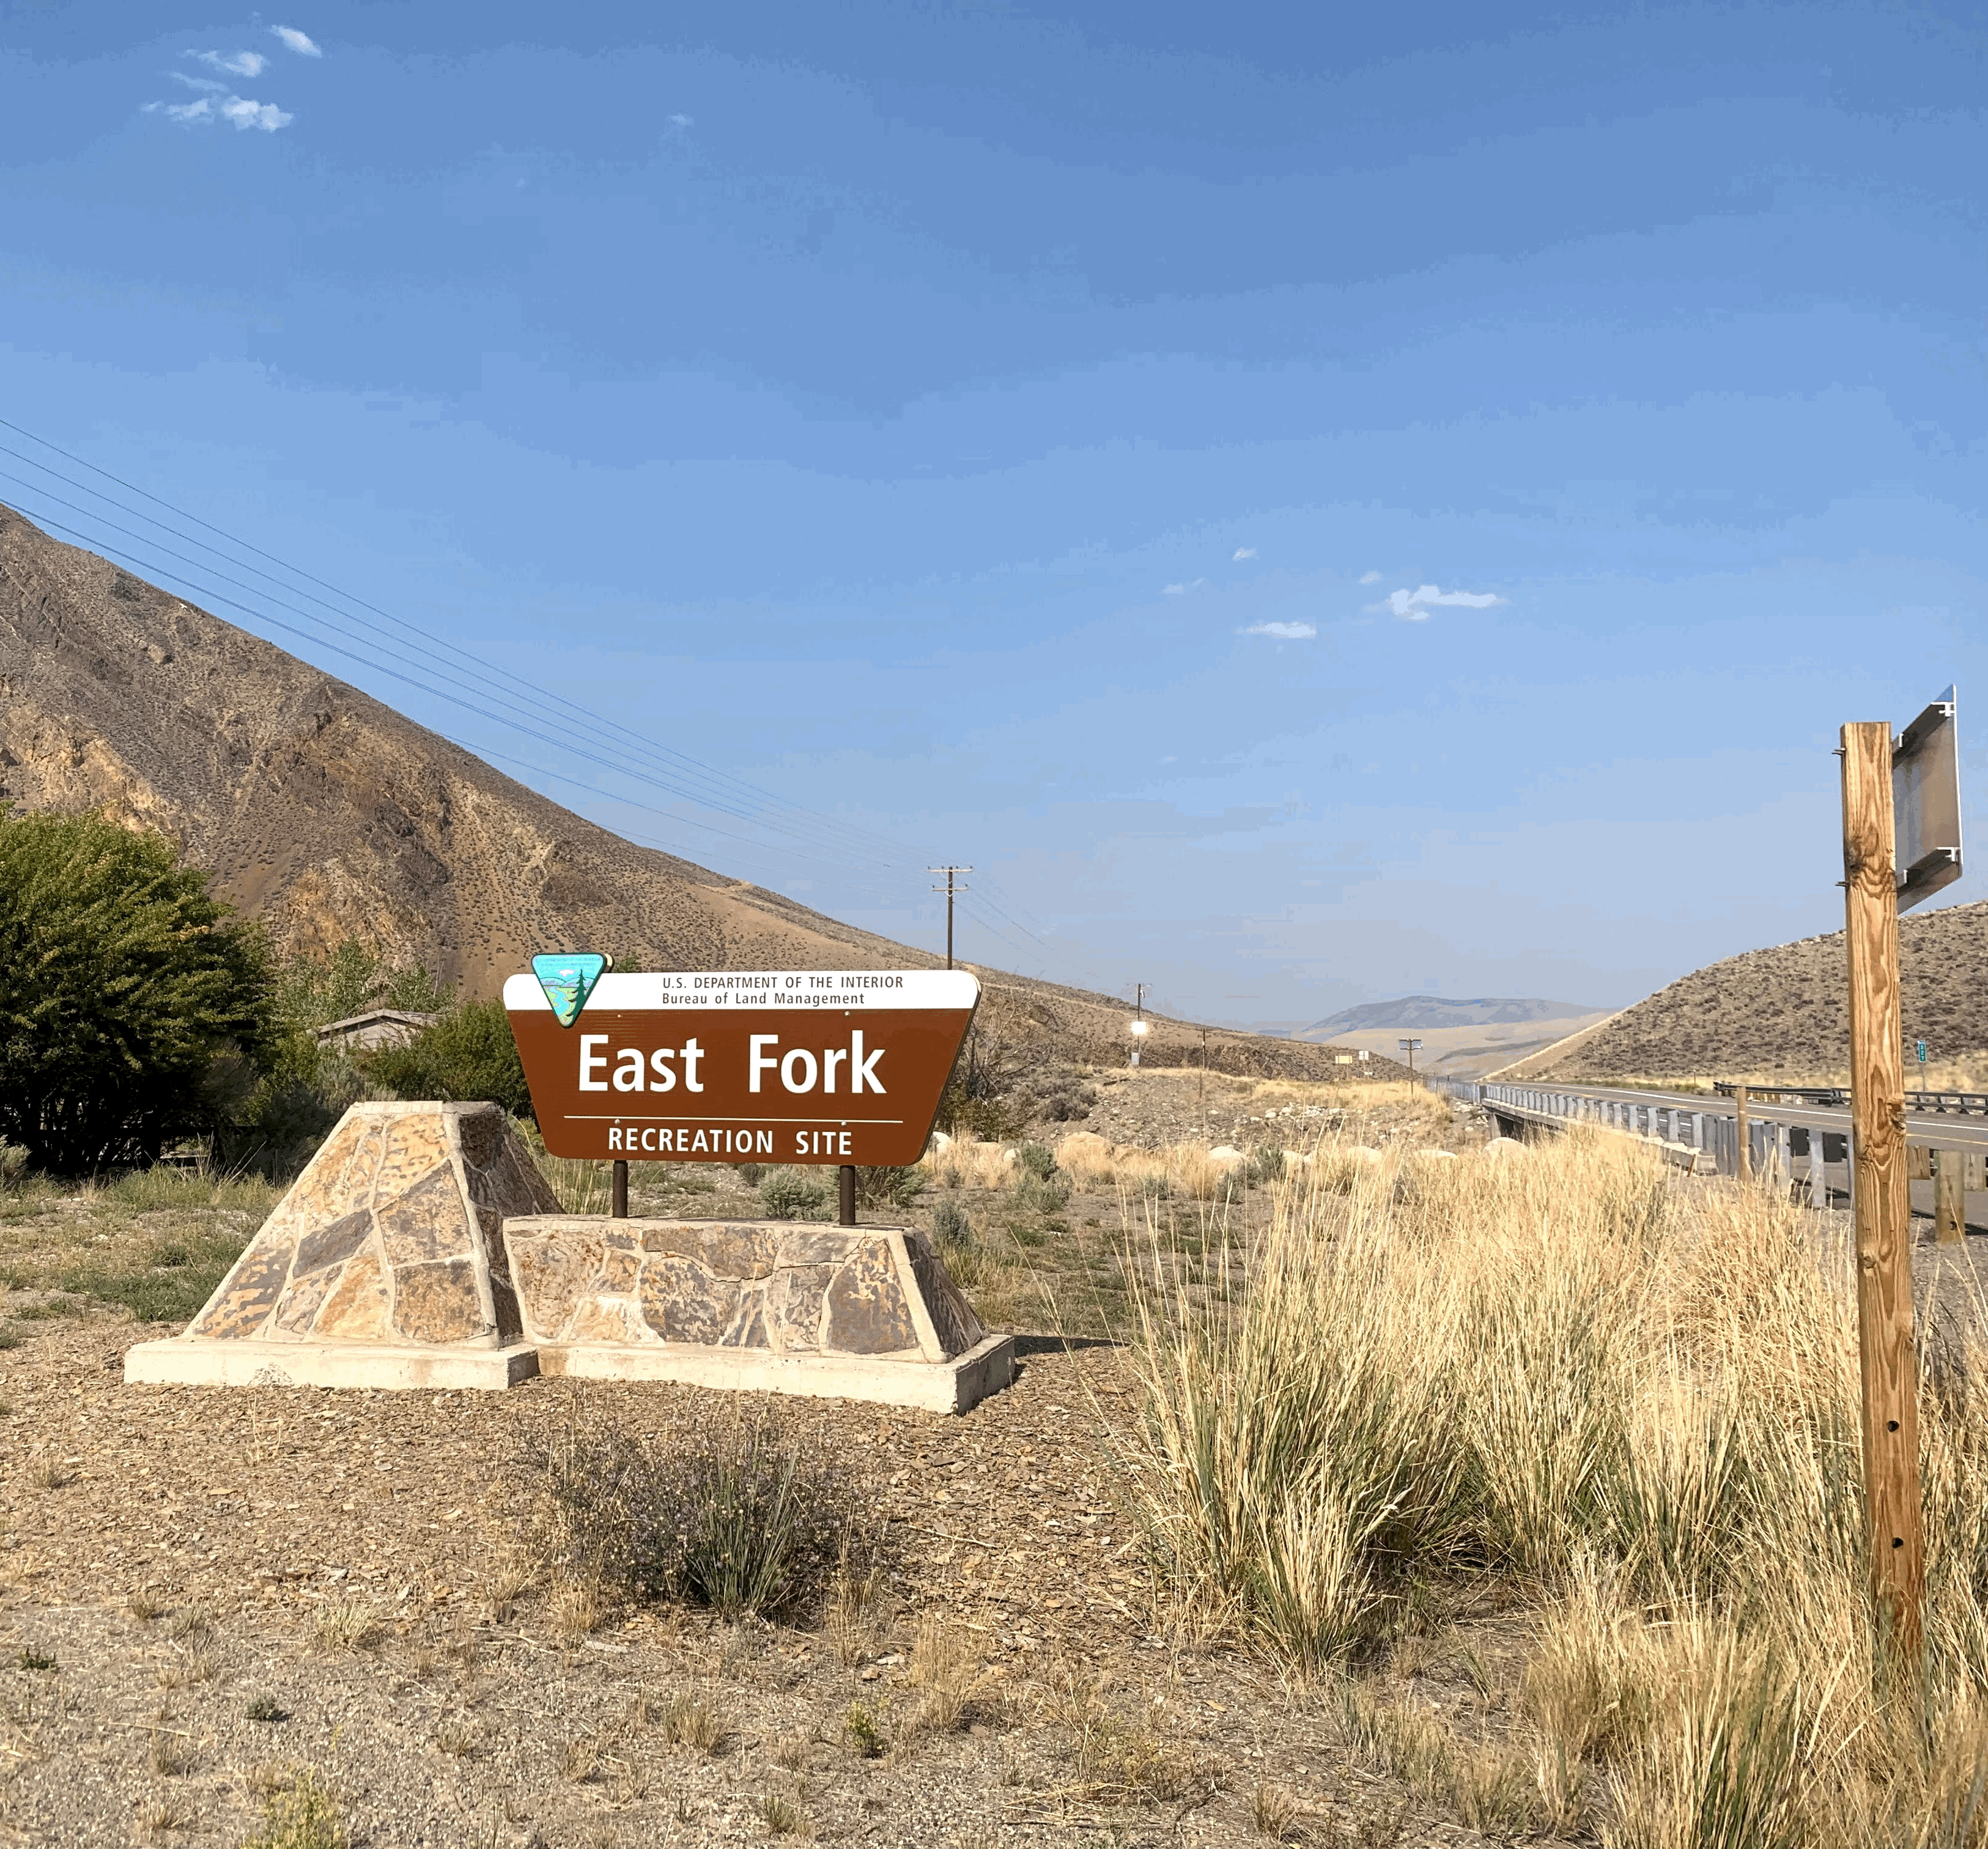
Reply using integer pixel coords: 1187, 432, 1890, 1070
2, 1, 1984, 1025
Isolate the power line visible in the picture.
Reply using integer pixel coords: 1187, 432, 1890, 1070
0, 424, 928, 872
0, 414, 1069, 970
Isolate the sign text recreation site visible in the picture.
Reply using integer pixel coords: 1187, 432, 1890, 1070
503, 969, 980, 1167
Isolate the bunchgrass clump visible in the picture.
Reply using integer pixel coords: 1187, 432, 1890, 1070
1115, 1124, 1988, 1842
533, 1397, 884, 1622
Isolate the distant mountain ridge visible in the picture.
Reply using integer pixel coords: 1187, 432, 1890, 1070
1298, 995, 1605, 1038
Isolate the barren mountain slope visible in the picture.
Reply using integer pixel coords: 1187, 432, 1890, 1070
1528, 900, 1988, 1080
0, 503, 930, 994
0, 506, 1402, 1085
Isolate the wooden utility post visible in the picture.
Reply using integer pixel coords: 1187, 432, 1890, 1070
928, 866, 971, 970
1734, 1084, 1751, 1184
1841, 720, 1924, 1657
1935, 1151, 1965, 1246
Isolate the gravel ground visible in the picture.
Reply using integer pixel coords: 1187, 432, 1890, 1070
0, 1312, 1509, 1849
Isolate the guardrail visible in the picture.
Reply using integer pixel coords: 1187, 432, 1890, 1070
1708, 1080, 1988, 1115
1431, 1077, 1842, 1200
1430, 1076, 1988, 1212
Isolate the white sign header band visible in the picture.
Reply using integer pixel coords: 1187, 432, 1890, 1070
502, 969, 981, 1014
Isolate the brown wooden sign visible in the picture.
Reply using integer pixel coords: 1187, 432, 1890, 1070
503, 969, 978, 1166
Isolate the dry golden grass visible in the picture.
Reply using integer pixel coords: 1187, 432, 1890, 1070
824, 1553, 884, 1666
309, 1597, 382, 1655
1249, 1779, 1302, 1841
925, 1137, 1017, 1190
1116, 1126, 1988, 1847
662, 1692, 726, 1755
549, 1577, 604, 1643
896, 1614, 991, 1745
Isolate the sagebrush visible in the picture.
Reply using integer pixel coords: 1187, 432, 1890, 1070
532, 1396, 884, 1620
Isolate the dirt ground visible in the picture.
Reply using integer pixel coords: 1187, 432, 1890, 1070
0, 1080, 1513, 1849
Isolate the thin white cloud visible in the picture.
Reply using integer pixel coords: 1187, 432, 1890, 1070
1243, 621, 1317, 640
1359, 570, 1381, 585
169, 72, 229, 92
668, 113, 694, 128
149, 89, 292, 130
1380, 583, 1506, 622
1233, 547, 1257, 561
190, 48, 267, 77
271, 25, 322, 56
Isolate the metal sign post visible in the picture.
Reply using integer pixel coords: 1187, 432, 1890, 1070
1840, 686, 1960, 1662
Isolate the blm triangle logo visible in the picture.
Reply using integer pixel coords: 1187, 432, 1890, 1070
531, 952, 610, 1028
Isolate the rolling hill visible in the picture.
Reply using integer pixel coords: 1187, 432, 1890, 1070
0, 503, 1405, 1085
1508, 902, 1988, 1082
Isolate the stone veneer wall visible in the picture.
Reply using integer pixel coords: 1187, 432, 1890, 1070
504, 1218, 987, 1363
185, 1102, 560, 1348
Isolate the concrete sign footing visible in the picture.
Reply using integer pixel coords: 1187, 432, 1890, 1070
536, 1330, 1015, 1414
124, 1337, 542, 1392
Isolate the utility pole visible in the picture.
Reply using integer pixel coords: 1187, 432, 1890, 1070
1129, 984, 1148, 1068
1398, 1037, 1422, 1077
928, 866, 972, 970
1198, 1025, 1210, 1129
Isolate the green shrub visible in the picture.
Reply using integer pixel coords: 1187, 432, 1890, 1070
1014, 1141, 1058, 1179
759, 1166, 832, 1220
0, 811, 278, 1173
1243, 1145, 1287, 1188
363, 999, 531, 1118
931, 1197, 972, 1249
1013, 1167, 1071, 1213
855, 1164, 926, 1208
